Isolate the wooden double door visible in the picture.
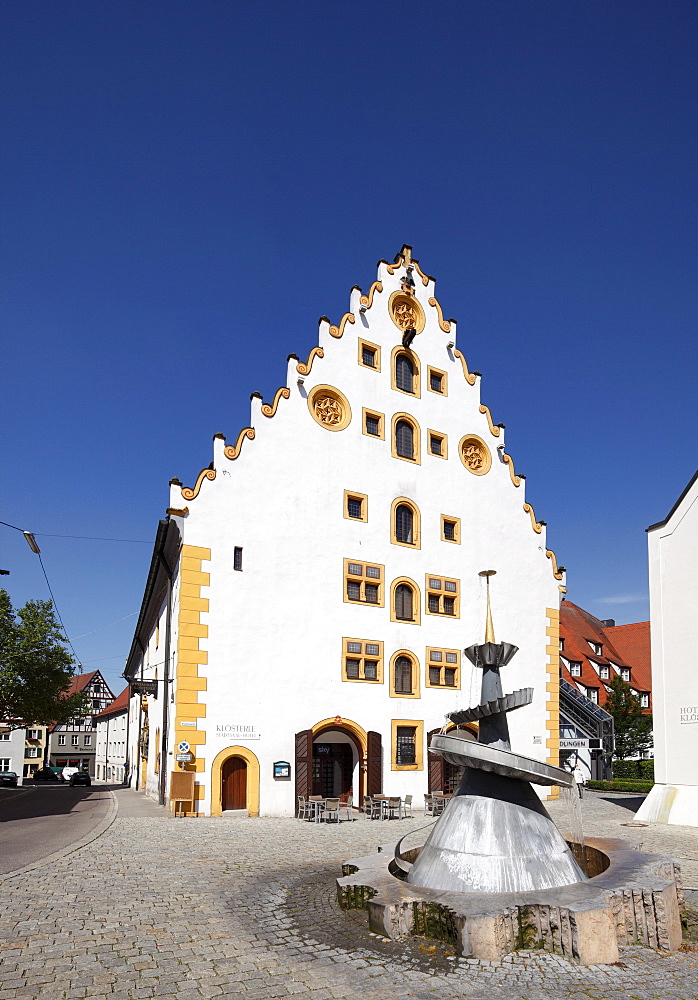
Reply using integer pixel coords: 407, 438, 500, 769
222, 756, 247, 811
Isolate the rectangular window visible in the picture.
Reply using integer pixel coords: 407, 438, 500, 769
26, 747, 39, 758
427, 366, 447, 395
358, 339, 381, 371
588, 688, 599, 704
84, 735, 92, 746
559, 638, 565, 651
599, 665, 610, 680
344, 490, 368, 522
362, 408, 385, 439
395, 727, 416, 766
28, 729, 41, 740
425, 575, 460, 617
233, 547, 243, 571
342, 638, 383, 683
569, 662, 582, 677
391, 719, 424, 770
344, 559, 384, 607
71, 735, 79, 746
428, 431, 447, 459
0, 759, 11, 772
426, 647, 461, 688
621, 668, 630, 682
640, 693, 649, 708
441, 515, 460, 544
0, 733, 9, 741
58, 734, 66, 746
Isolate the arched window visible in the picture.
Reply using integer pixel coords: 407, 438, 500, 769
395, 504, 413, 544
395, 583, 414, 621
394, 656, 413, 695
395, 354, 415, 393
395, 420, 414, 459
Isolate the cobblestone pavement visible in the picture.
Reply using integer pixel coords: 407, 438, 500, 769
0, 790, 697, 1000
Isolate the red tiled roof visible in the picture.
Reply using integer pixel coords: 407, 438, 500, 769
94, 687, 129, 719
559, 601, 651, 711
604, 621, 651, 692
62, 670, 99, 697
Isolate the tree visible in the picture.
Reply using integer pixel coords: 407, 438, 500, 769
0, 589, 88, 727
604, 673, 653, 761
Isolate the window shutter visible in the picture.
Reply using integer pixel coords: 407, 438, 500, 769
295, 730, 313, 809
427, 729, 445, 791
366, 730, 382, 797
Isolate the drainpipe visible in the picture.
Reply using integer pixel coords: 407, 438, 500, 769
158, 549, 174, 807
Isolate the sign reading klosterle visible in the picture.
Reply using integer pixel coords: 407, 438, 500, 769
216, 724, 260, 740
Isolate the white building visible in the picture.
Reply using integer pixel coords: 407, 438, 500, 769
637, 470, 698, 826
0, 725, 26, 784
125, 245, 566, 817
94, 688, 129, 783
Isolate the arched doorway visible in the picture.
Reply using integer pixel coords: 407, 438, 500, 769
211, 746, 260, 818
311, 731, 356, 801
295, 718, 379, 811
222, 756, 247, 811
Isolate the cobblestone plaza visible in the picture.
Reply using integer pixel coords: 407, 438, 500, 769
1, 789, 697, 1000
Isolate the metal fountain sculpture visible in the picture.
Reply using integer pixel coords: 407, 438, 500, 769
338, 571, 684, 964
406, 570, 585, 894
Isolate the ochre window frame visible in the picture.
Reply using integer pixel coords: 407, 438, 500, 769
391, 345, 421, 398
362, 407, 385, 440
441, 515, 461, 544
391, 718, 424, 770
425, 647, 461, 689
427, 366, 447, 396
358, 338, 381, 372
428, 429, 448, 460
390, 497, 421, 549
390, 577, 421, 625
391, 412, 421, 465
343, 558, 385, 608
425, 574, 460, 618
344, 490, 368, 523
342, 637, 384, 684
389, 651, 421, 700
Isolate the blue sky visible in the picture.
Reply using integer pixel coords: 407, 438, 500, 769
2, 2, 696, 696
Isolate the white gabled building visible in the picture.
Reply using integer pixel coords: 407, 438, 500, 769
637, 470, 698, 826
125, 245, 566, 817
94, 687, 129, 784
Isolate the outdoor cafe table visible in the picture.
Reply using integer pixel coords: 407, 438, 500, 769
307, 796, 326, 823
372, 795, 403, 820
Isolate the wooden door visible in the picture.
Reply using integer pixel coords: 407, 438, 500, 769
295, 729, 313, 812
427, 728, 445, 792
222, 757, 247, 810
366, 731, 382, 797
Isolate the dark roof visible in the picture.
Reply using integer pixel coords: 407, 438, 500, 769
647, 469, 698, 531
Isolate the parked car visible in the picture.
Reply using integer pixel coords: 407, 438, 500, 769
33, 767, 64, 782
0, 771, 19, 787
69, 771, 91, 787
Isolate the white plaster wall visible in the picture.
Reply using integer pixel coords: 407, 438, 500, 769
164, 258, 562, 816
0, 727, 26, 783
95, 712, 128, 781
638, 474, 698, 825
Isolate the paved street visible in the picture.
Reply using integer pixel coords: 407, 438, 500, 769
0, 788, 697, 1000
0, 784, 113, 875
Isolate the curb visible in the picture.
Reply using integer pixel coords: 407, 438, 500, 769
0, 788, 118, 881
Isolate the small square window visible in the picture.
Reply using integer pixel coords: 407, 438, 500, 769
444, 580, 457, 593
366, 565, 381, 579
347, 641, 362, 654
358, 340, 381, 372
430, 650, 442, 662
365, 643, 379, 656
427, 367, 447, 395
362, 408, 385, 439
441, 516, 460, 544
348, 563, 362, 576
347, 497, 362, 518
428, 430, 447, 459
570, 662, 582, 677
429, 578, 442, 590
445, 652, 457, 663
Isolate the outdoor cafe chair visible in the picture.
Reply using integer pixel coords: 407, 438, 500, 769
423, 793, 434, 816
297, 795, 311, 820
323, 798, 340, 823
340, 795, 355, 821
402, 794, 414, 818
363, 795, 381, 820
387, 796, 402, 820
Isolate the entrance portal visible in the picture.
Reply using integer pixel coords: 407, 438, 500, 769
312, 740, 353, 800
222, 756, 247, 810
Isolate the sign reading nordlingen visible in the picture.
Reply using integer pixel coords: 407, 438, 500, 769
216, 724, 260, 740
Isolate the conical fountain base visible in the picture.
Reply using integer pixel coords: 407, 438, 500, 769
407, 769, 587, 894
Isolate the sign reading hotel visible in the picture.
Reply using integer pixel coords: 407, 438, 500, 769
216, 724, 260, 740
680, 707, 698, 725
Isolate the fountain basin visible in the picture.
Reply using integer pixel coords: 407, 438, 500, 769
429, 733, 573, 786
338, 835, 683, 965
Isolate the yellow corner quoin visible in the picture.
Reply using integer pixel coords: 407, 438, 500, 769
174, 543, 211, 815
545, 607, 561, 801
